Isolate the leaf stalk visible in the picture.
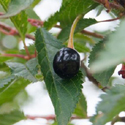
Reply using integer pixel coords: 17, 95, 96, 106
68, 15, 83, 49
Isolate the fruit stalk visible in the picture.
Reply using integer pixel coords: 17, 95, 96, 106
68, 15, 82, 49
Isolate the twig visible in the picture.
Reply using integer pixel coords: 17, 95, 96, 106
28, 18, 44, 27
0, 13, 123, 41
81, 30, 104, 39
0, 22, 32, 58
26, 115, 83, 120
26, 34, 35, 41
1, 54, 29, 60
98, 15, 124, 23
81, 60, 109, 91
1, 53, 36, 60
99, 17, 120, 23
81, 60, 99, 86
0, 22, 35, 40
111, 116, 125, 125
22, 39, 31, 58
94, 0, 125, 11
0, 21, 104, 39
0, 12, 3, 15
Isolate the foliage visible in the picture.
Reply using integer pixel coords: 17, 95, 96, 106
91, 85, 125, 125
89, 40, 116, 87
0, 0, 125, 125
35, 28, 84, 125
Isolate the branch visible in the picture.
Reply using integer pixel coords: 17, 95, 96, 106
94, 0, 125, 11
0, 22, 35, 41
98, 14, 124, 23
0, 12, 3, 15
0, 21, 105, 40
81, 60, 99, 86
81, 30, 104, 39
111, 116, 125, 125
81, 60, 109, 91
1, 53, 36, 60
1, 13, 123, 41
28, 18, 44, 27
26, 115, 83, 120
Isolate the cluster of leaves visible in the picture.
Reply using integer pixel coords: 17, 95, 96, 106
0, 0, 125, 125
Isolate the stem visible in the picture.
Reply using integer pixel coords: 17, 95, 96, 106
26, 115, 84, 120
94, 0, 125, 11
98, 16, 123, 23
1, 54, 28, 60
68, 15, 82, 49
1, 53, 36, 60
22, 39, 31, 58
0, 12, 3, 15
81, 60, 109, 91
26, 34, 35, 41
81, 30, 104, 39
28, 18, 44, 27
0, 22, 35, 40
111, 115, 125, 125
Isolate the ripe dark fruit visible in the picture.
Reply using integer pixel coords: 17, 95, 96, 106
53, 47, 80, 79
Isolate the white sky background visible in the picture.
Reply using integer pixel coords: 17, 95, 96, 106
16, 0, 125, 125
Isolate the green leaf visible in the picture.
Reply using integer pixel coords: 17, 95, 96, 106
11, 11, 28, 40
0, 75, 15, 89
52, 121, 74, 125
91, 85, 125, 125
0, 56, 13, 64
26, 7, 39, 19
90, 19, 125, 73
62, 0, 69, 6
57, 18, 98, 42
0, 0, 34, 19
74, 42, 90, 53
35, 28, 83, 125
0, 0, 10, 10
0, 0, 28, 40
6, 58, 38, 82
44, 0, 98, 29
20, 44, 36, 55
73, 93, 87, 118
0, 78, 29, 105
0, 63, 10, 73
95, 5, 105, 17
0, 110, 25, 125
74, 33, 95, 45
89, 41, 115, 87
31, 0, 41, 7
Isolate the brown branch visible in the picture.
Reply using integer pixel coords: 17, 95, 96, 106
0, 12, 3, 15
0, 22, 32, 58
1, 53, 36, 60
0, 22, 35, 40
0, 21, 104, 40
99, 17, 120, 23
81, 60, 109, 91
26, 115, 83, 120
22, 40, 31, 58
81, 30, 104, 39
98, 14, 124, 23
28, 18, 44, 27
1, 54, 29, 60
1, 13, 123, 41
111, 116, 125, 125
94, 0, 125, 11
26, 34, 35, 41
81, 60, 99, 86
